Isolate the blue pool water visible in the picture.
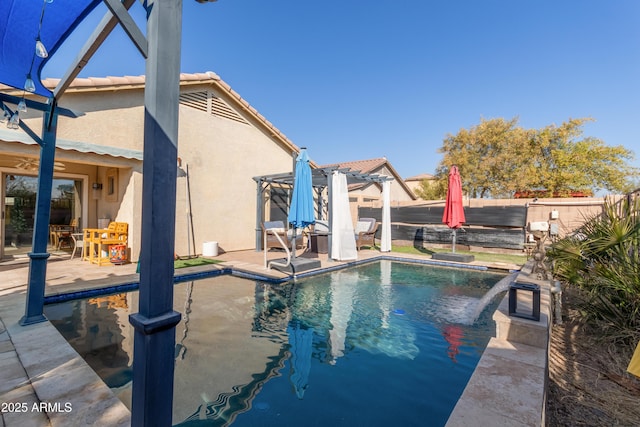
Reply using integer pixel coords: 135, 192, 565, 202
45, 260, 507, 426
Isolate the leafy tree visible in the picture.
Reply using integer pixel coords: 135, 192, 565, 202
435, 117, 638, 198
528, 118, 636, 196
548, 196, 640, 340
414, 176, 446, 200
437, 117, 531, 198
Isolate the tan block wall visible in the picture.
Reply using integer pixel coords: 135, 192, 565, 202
391, 196, 623, 238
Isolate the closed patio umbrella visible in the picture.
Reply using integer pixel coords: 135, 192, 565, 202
288, 148, 315, 257
442, 166, 466, 253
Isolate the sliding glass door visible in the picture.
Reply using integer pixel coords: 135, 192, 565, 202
2, 174, 83, 258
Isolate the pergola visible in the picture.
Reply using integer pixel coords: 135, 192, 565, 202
0, 1, 216, 426
253, 166, 393, 251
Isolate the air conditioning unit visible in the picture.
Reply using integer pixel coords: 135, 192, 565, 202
528, 221, 549, 232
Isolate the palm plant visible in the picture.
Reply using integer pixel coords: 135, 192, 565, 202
548, 195, 640, 340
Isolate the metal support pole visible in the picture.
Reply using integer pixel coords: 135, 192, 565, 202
20, 103, 58, 326
256, 179, 264, 251
129, 1, 182, 426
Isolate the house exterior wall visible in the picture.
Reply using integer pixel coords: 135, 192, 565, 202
174, 99, 295, 254
14, 81, 297, 259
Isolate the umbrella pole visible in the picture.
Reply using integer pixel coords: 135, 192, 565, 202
452, 229, 457, 253
291, 228, 297, 259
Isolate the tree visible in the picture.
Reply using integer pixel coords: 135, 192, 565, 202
435, 117, 638, 198
528, 118, 637, 195
414, 176, 446, 200
437, 117, 531, 198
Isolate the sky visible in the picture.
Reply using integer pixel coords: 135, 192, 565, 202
42, 0, 640, 180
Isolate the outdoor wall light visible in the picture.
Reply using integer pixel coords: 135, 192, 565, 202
92, 182, 103, 200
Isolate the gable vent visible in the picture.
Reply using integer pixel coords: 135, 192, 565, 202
180, 91, 249, 125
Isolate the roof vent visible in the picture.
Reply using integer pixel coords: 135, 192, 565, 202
179, 90, 248, 125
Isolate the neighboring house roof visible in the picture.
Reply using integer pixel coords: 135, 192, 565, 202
2, 71, 308, 166
405, 173, 435, 182
319, 157, 416, 199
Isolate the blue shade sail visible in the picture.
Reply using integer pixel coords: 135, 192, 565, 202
0, 0, 102, 97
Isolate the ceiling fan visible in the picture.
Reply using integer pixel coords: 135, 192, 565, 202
14, 157, 66, 172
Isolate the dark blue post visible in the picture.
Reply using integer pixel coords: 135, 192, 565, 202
20, 104, 58, 326
129, 0, 182, 426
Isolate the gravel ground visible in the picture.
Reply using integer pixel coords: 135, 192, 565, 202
546, 288, 640, 426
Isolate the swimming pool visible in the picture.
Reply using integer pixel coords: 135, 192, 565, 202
44, 260, 507, 426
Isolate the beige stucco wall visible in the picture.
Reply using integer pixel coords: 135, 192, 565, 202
11, 83, 297, 259
175, 100, 295, 255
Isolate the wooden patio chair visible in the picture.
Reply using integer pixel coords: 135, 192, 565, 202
355, 217, 379, 250
86, 222, 128, 265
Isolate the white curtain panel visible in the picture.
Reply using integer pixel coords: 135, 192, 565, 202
330, 171, 357, 260
381, 180, 392, 252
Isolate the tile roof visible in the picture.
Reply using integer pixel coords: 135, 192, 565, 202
319, 157, 388, 174
319, 157, 416, 199
405, 173, 435, 181
2, 71, 304, 162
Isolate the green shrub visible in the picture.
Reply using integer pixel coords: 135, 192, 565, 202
548, 196, 640, 340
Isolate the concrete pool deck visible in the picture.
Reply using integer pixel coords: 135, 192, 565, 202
1, 249, 543, 426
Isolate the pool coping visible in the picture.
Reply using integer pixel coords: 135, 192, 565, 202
1, 254, 529, 426
445, 261, 551, 427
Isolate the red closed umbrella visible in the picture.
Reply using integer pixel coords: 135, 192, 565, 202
442, 166, 466, 252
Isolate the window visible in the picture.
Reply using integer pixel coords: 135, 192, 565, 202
105, 168, 118, 202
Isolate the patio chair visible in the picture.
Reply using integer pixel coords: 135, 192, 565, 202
355, 217, 379, 250
70, 232, 84, 260
50, 218, 78, 249
86, 222, 129, 266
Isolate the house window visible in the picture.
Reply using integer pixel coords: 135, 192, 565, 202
105, 168, 118, 202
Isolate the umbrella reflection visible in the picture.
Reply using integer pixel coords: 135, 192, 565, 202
443, 325, 464, 363
287, 321, 314, 399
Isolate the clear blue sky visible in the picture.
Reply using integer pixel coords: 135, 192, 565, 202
43, 0, 640, 180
